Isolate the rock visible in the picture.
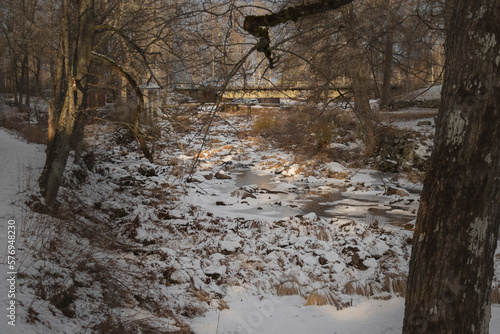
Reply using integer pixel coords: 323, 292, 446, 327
231, 189, 257, 199
170, 270, 190, 284
282, 164, 300, 177
386, 186, 410, 197
204, 265, 227, 280
215, 170, 232, 180
307, 176, 320, 183
186, 174, 205, 183
118, 175, 136, 186
241, 191, 257, 199
363, 258, 378, 268
274, 183, 298, 192
322, 251, 341, 263
219, 241, 241, 253
138, 164, 157, 177
303, 212, 318, 221
332, 262, 346, 273
368, 240, 390, 258
350, 253, 368, 270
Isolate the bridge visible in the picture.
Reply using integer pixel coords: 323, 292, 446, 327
222, 86, 349, 100
174, 85, 350, 103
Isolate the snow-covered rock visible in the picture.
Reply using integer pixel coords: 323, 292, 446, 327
219, 240, 241, 253
363, 258, 378, 268
322, 251, 342, 263
303, 212, 318, 221
368, 240, 390, 257
282, 164, 300, 177
170, 270, 191, 284
307, 175, 320, 183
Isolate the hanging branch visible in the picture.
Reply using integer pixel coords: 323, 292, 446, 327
243, 0, 353, 68
91, 51, 154, 162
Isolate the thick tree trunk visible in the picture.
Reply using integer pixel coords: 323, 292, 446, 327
39, 0, 95, 207
48, 32, 66, 144
402, 1, 500, 333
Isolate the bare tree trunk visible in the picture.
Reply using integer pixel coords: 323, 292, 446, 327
19, 54, 28, 106
91, 51, 154, 162
48, 32, 67, 144
350, 59, 378, 154
343, 5, 379, 154
39, 0, 95, 207
25, 55, 30, 106
6, 40, 19, 104
402, 1, 500, 333
380, 30, 393, 109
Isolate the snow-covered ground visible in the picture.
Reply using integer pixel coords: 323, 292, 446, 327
0, 129, 45, 333
1, 100, 499, 333
192, 295, 407, 334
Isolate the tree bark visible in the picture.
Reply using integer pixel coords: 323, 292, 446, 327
39, 0, 95, 207
402, 1, 500, 333
48, 26, 67, 144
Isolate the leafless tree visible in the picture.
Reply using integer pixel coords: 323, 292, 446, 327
38, 0, 193, 207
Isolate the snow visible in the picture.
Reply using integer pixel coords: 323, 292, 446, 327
192, 296, 397, 334
220, 240, 242, 253
413, 85, 442, 102
192, 297, 500, 334
0, 129, 44, 333
1, 97, 500, 333
394, 85, 442, 103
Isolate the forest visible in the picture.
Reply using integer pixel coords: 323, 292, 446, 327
0, 0, 499, 333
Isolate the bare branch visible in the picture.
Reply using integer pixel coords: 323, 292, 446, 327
243, 0, 353, 68
91, 51, 153, 162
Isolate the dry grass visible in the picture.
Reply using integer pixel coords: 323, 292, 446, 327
343, 280, 363, 295
276, 279, 302, 296
251, 105, 363, 163
315, 226, 331, 242
383, 273, 408, 297
343, 280, 385, 298
304, 288, 349, 310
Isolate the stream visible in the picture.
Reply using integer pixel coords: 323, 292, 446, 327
227, 169, 420, 229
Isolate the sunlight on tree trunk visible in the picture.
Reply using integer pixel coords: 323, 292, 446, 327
39, 0, 95, 207
402, 1, 500, 333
